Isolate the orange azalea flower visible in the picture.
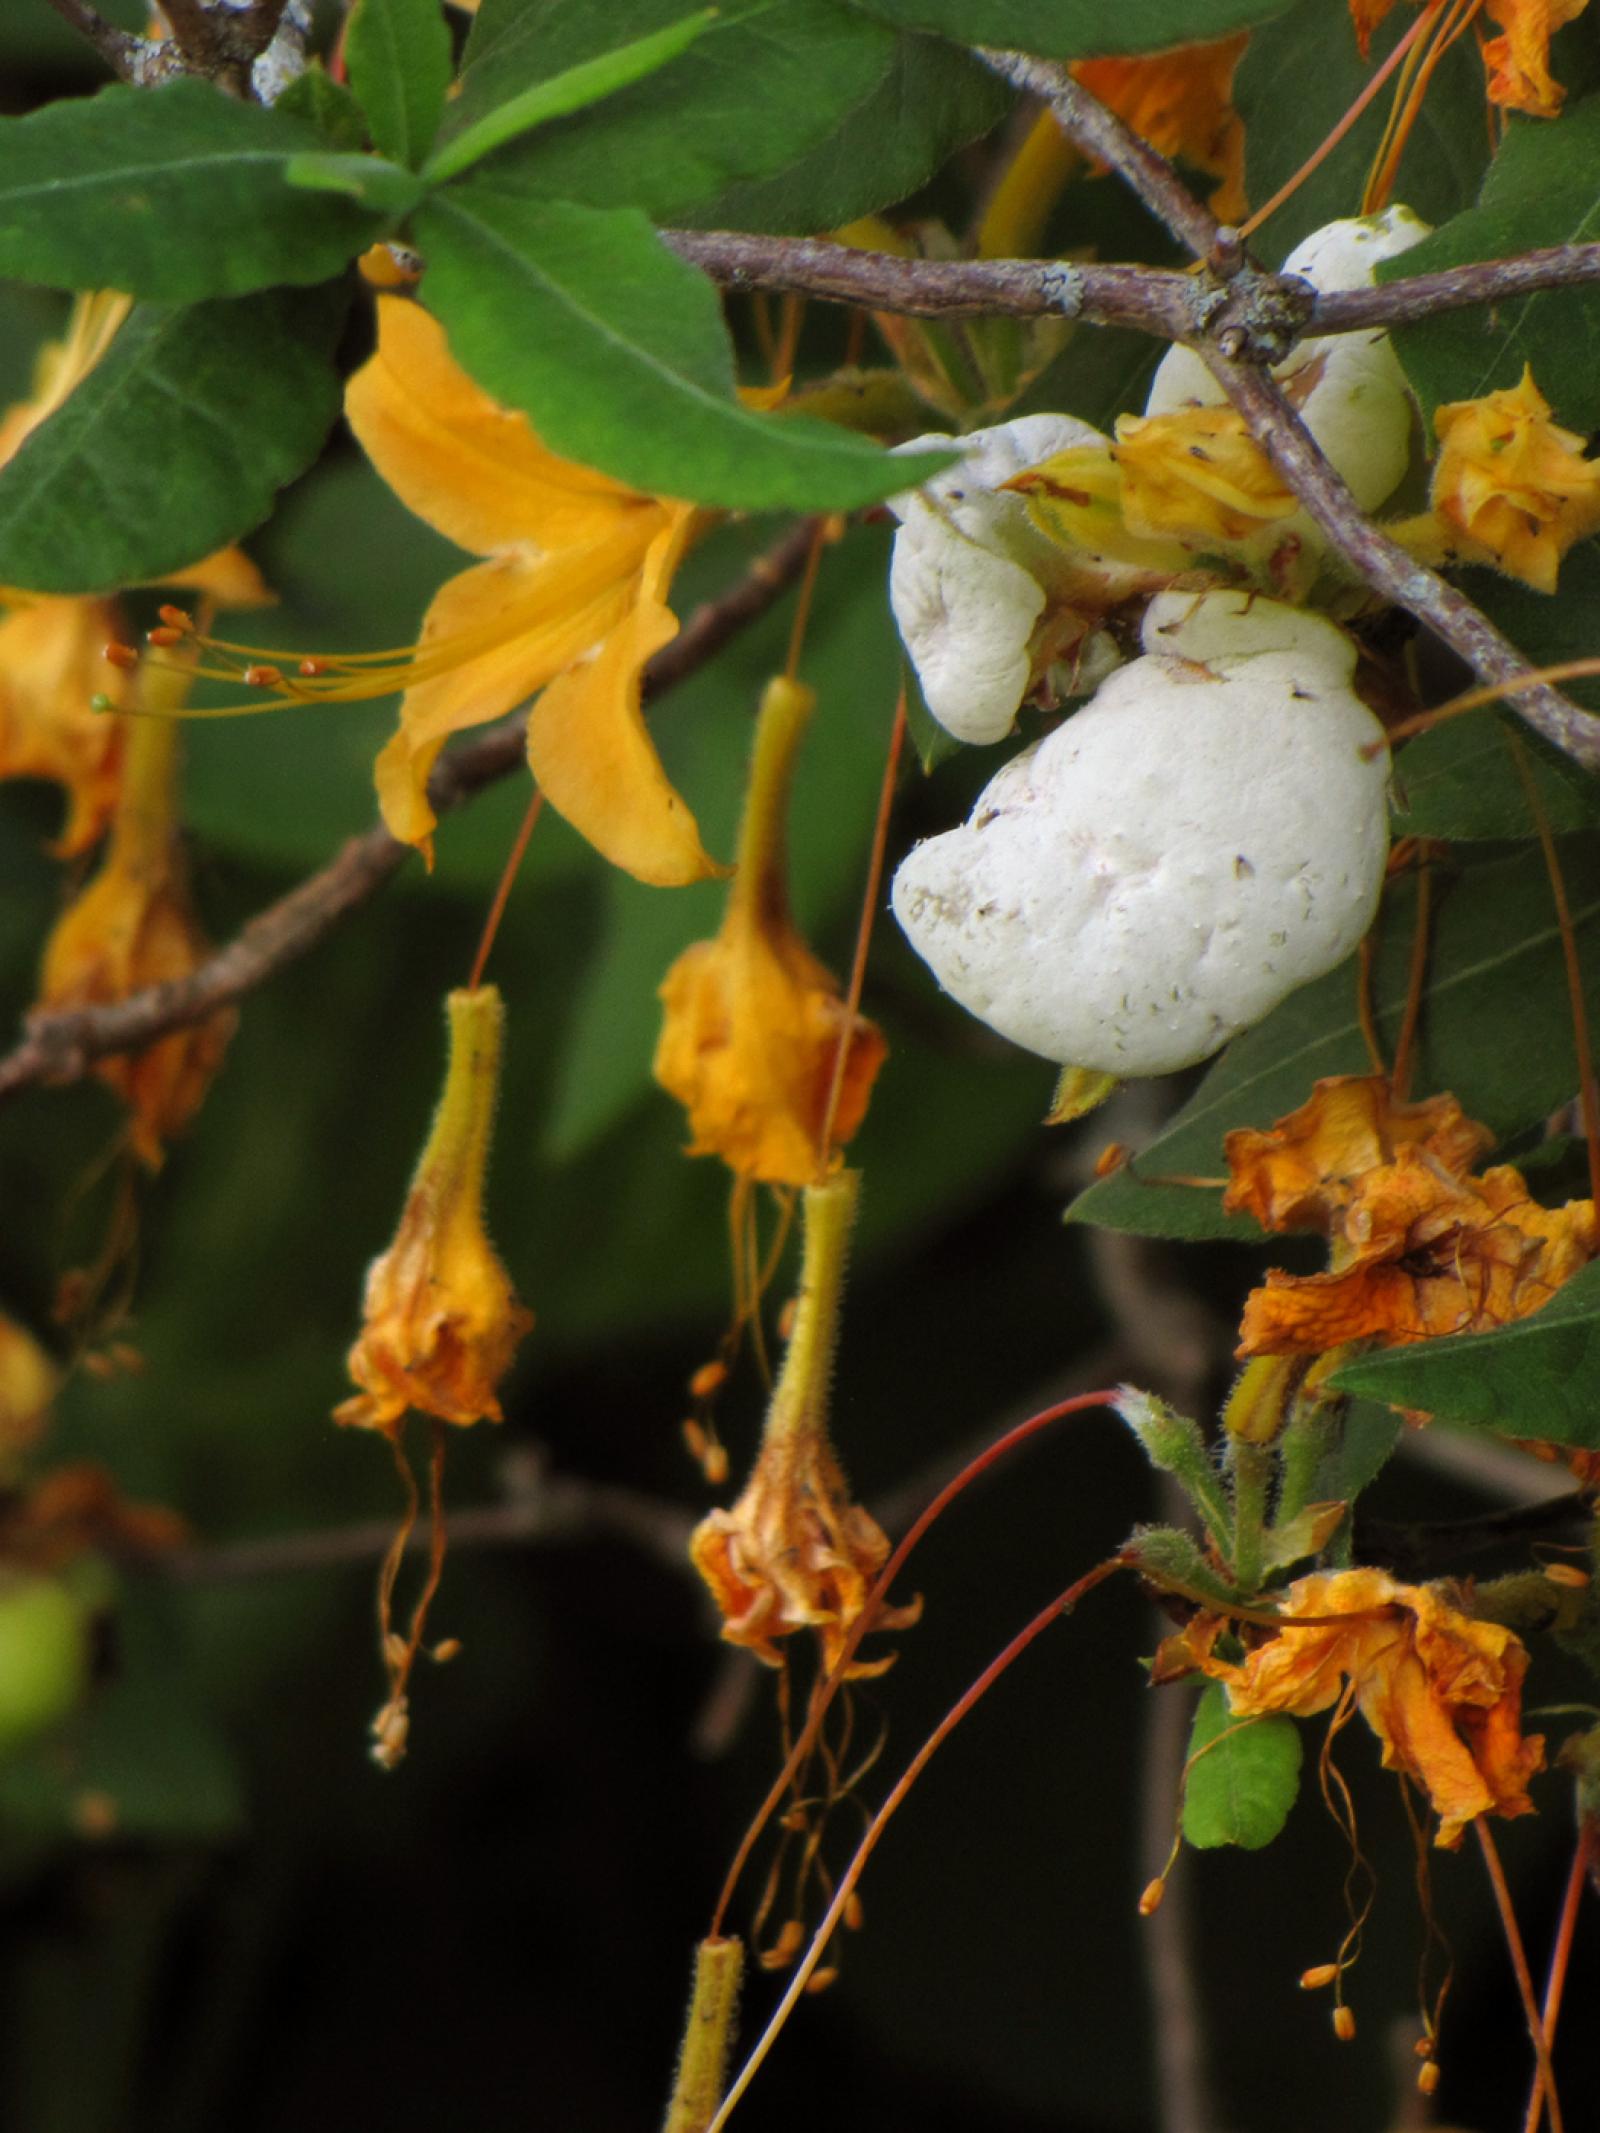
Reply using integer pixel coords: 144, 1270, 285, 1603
337, 295, 717, 885
1159, 1566, 1544, 1847
37, 667, 234, 1169
1112, 404, 1299, 547
0, 294, 267, 852
336, 985, 533, 1436
691, 1172, 918, 1676
654, 676, 886, 1188
1349, 0, 1588, 116
1075, 37, 1249, 224
1225, 1075, 1597, 1356
1223, 1074, 1494, 1233
1426, 365, 1600, 594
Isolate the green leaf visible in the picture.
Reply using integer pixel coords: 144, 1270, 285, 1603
683, 33, 1008, 233
413, 186, 952, 509
1235, 0, 1489, 269
1070, 844, 1600, 1240
345, 0, 454, 169
1392, 709, 1600, 843
443, 0, 898, 215
274, 65, 371, 153
1386, 94, 1600, 430
847, 0, 1295, 61
1182, 1684, 1302, 1850
1333, 1258, 1600, 1444
425, 8, 719, 185
0, 79, 382, 301
284, 151, 424, 214
0, 285, 346, 595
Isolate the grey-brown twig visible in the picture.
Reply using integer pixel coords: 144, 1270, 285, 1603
1205, 348, 1600, 769
0, 518, 821, 1106
43, 0, 146, 77
666, 230, 1197, 336
1312, 242, 1600, 333
672, 226, 1600, 354
979, 47, 1223, 261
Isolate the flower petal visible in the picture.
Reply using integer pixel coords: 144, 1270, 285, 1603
346, 296, 643, 558
524, 510, 720, 885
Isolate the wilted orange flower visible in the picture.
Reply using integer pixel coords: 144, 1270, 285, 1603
1224, 1075, 1495, 1233
691, 1172, 918, 1676
336, 986, 533, 1436
1349, 0, 1588, 115
1225, 1076, 1596, 1355
335, 296, 716, 884
654, 676, 886, 1187
1159, 1567, 1544, 1847
0, 293, 266, 853
1075, 36, 1248, 223
1425, 365, 1600, 593
1113, 404, 1299, 546
38, 669, 234, 1169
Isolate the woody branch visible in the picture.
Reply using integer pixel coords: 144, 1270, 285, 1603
0, 517, 822, 1105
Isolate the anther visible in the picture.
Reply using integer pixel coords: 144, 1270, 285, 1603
690, 1359, 729, 1400
1299, 1963, 1339, 1991
157, 605, 192, 630
1332, 2005, 1357, 2042
1138, 1878, 1167, 1917
843, 1891, 864, 1932
146, 626, 184, 648
1095, 1141, 1130, 1179
1416, 2061, 1440, 2097
431, 1638, 462, 1664
244, 664, 283, 688
759, 1920, 805, 1969
1545, 1562, 1588, 1589
103, 642, 139, 670
298, 657, 330, 678
804, 1967, 838, 1994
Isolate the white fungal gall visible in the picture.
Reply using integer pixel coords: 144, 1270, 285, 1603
887, 414, 1131, 745
890, 590, 1391, 1076
1146, 206, 1431, 513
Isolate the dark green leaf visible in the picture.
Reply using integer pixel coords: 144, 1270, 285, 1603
1334, 1258, 1600, 1444
284, 151, 424, 213
414, 186, 951, 509
345, 0, 454, 168
0, 80, 381, 301
1182, 1684, 1302, 1849
684, 33, 1008, 233
443, 0, 897, 214
1386, 94, 1600, 429
848, 0, 1295, 61
425, 8, 718, 185
1070, 844, 1600, 1239
275, 65, 371, 153
1235, 0, 1489, 268
1392, 708, 1600, 843
0, 285, 346, 595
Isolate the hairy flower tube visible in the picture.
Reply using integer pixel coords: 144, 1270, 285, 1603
887, 413, 1161, 745
690, 1171, 919, 1676
1144, 208, 1431, 524
336, 296, 715, 884
37, 667, 234, 1169
654, 676, 886, 1187
1156, 1568, 1545, 1847
336, 986, 533, 1436
1421, 365, 1600, 594
891, 590, 1391, 1075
